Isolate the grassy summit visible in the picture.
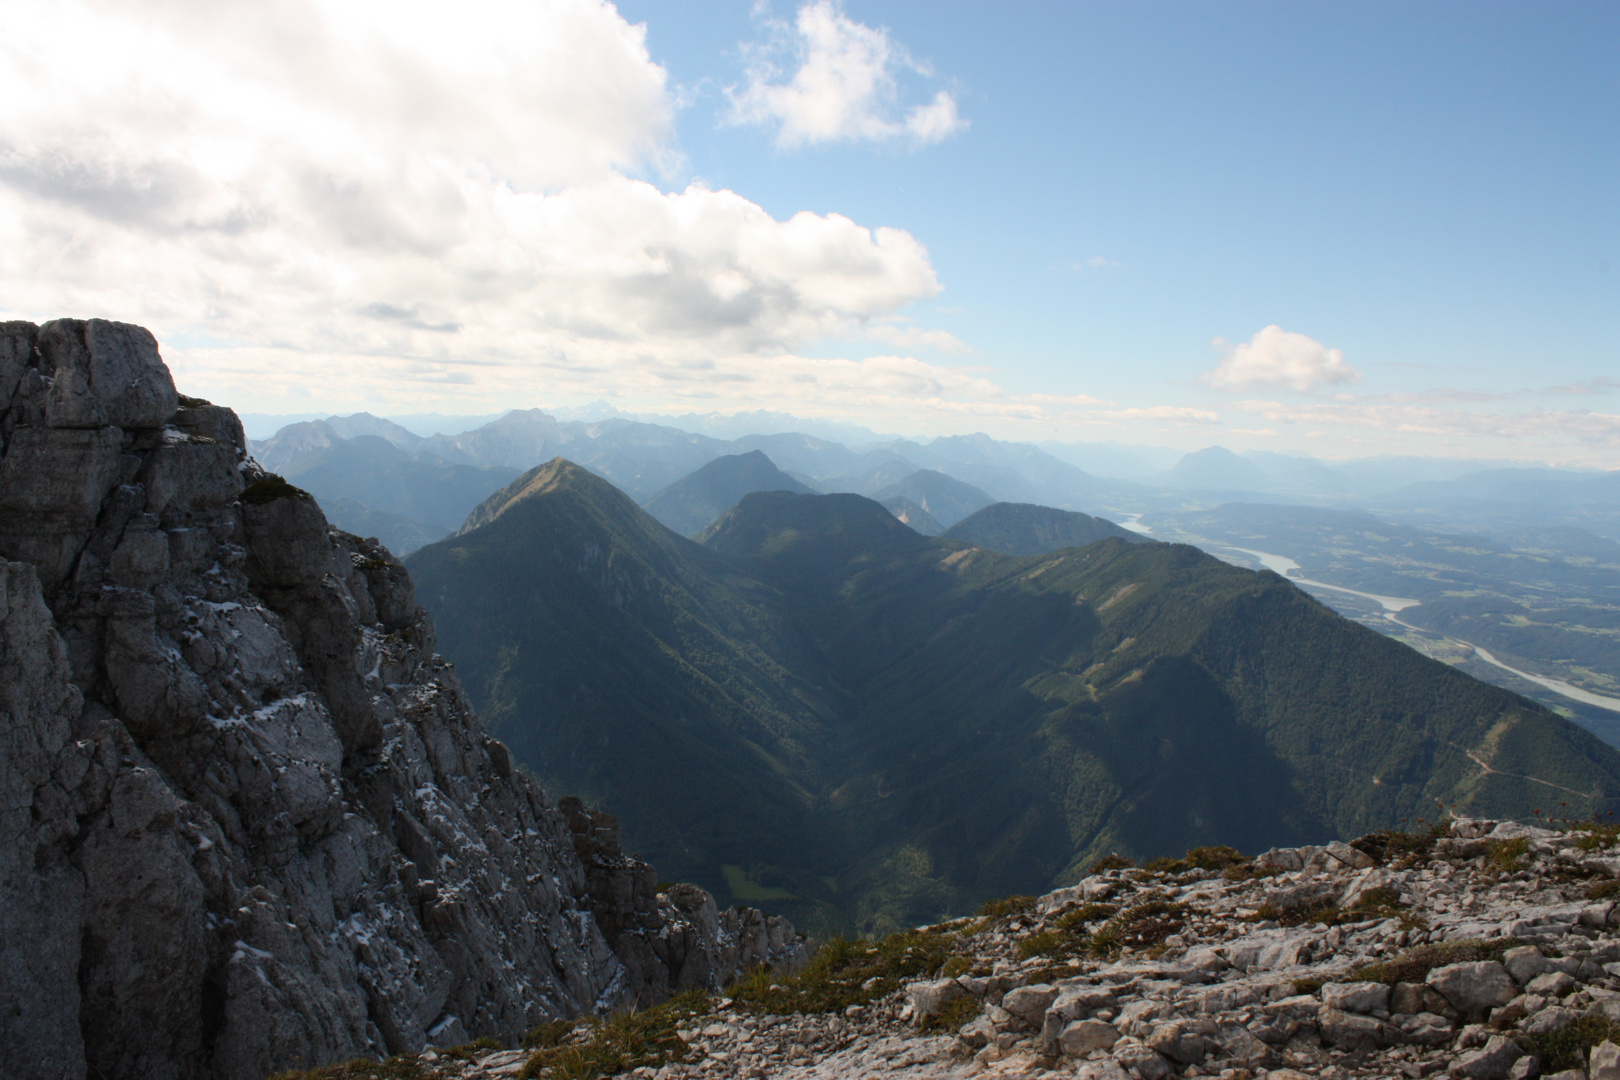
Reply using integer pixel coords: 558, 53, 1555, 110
406, 461, 1620, 936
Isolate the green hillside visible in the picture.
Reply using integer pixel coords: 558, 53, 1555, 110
941, 501, 1147, 555
407, 466, 1620, 937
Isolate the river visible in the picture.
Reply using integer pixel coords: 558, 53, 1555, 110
1215, 544, 1620, 715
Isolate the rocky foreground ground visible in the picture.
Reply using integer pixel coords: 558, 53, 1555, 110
288, 814, 1620, 1080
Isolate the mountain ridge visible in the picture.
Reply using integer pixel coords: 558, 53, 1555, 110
408, 459, 1620, 936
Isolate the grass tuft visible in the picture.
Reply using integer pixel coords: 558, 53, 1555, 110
1088, 854, 1134, 875
1519, 1014, 1620, 1072
1143, 846, 1247, 875
1349, 938, 1525, 987
978, 894, 1038, 920
921, 995, 982, 1033
728, 927, 967, 1016
1485, 837, 1532, 875
518, 988, 711, 1080
241, 474, 312, 505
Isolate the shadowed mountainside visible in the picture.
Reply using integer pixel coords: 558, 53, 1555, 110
941, 501, 1148, 555
407, 461, 1620, 935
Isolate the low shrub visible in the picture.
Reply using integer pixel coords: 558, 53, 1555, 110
728, 927, 967, 1016
1143, 846, 1247, 875
1588, 880, 1620, 902
518, 988, 711, 1080
921, 995, 981, 1033
1018, 931, 1066, 959
1349, 938, 1525, 987
1485, 837, 1532, 874
1087, 854, 1134, 875
978, 894, 1038, 920
1519, 1014, 1620, 1072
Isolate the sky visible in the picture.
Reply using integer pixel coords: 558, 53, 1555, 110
1, 0, 1616, 464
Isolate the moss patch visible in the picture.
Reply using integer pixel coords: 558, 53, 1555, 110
241, 474, 312, 505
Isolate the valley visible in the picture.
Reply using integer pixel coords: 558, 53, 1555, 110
1140, 505, 1620, 748
403, 459, 1620, 939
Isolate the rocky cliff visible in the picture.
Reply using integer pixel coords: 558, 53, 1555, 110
0, 319, 808, 1080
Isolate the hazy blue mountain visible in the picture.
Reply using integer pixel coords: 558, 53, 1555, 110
823, 456, 923, 496
321, 411, 426, 451
729, 432, 866, 478
871, 469, 995, 528
942, 502, 1147, 555
642, 451, 812, 536
1162, 446, 1272, 492
251, 419, 347, 472
280, 435, 521, 535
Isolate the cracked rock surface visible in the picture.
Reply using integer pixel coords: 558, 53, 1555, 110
0, 320, 808, 1080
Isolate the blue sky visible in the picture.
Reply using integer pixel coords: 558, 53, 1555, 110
2, 1, 1615, 462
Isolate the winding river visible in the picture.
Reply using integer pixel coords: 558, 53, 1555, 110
1216, 544, 1620, 715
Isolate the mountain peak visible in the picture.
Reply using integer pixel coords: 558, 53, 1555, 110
642, 450, 813, 536
458, 457, 613, 534
699, 490, 932, 575
942, 501, 1145, 555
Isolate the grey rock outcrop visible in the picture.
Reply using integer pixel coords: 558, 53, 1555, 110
0, 320, 807, 1080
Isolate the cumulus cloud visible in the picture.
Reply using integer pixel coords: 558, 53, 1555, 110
728, 1, 967, 148
1203, 325, 1361, 392
0, 0, 973, 416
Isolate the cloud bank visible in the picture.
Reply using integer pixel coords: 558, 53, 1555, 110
1204, 325, 1361, 392
0, 0, 984, 421
727, 1, 968, 148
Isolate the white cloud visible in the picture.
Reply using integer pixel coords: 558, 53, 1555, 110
0, 0, 972, 415
1203, 325, 1361, 392
864, 322, 970, 353
728, 1, 967, 148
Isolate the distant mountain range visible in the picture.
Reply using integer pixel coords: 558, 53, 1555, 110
404, 458, 1620, 937
250, 409, 1620, 557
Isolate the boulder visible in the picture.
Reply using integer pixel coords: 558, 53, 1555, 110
1326, 839, 1377, 870
1146, 1020, 1212, 1064
1521, 1006, 1580, 1036
1059, 1019, 1120, 1057
1111, 1038, 1172, 1080
1593, 1039, 1620, 1080
1503, 946, 1550, 985
906, 978, 968, 1023
1428, 961, 1518, 1019
1322, 981, 1391, 1015
1001, 982, 1059, 1024
1525, 971, 1577, 998
1318, 1007, 1398, 1052
1451, 1035, 1524, 1080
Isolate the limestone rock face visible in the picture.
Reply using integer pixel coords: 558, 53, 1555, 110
0, 320, 806, 1080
